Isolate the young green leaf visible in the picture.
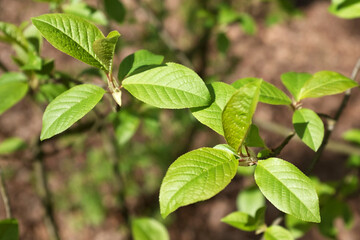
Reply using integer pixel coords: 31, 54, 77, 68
160, 148, 238, 218
221, 211, 258, 232
122, 63, 210, 109
232, 78, 291, 105
264, 225, 294, 240
223, 80, 261, 152
132, 218, 169, 240
236, 185, 265, 217
0, 138, 27, 155
191, 82, 236, 135
62, 2, 108, 25
40, 84, 105, 140
32, 14, 107, 70
0, 219, 19, 240
93, 30, 120, 74
0, 72, 28, 115
118, 49, 164, 80
238, 13, 257, 35
255, 158, 321, 223
245, 124, 266, 148
104, 0, 126, 24
0, 21, 28, 50
221, 207, 265, 232
299, 71, 358, 100
293, 108, 324, 151
281, 72, 312, 101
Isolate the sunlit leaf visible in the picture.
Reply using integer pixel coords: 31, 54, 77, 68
255, 158, 321, 223
223, 80, 261, 152
41, 84, 105, 140
123, 63, 210, 109
32, 14, 107, 70
160, 148, 238, 218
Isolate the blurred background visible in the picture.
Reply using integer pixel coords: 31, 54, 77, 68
1, 0, 360, 239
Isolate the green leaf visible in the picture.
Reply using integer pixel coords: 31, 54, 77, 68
110, 110, 140, 146
118, 49, 164, 80
93, 30, 120, 74
36, 83, 68, 103
32, 14, 107, 70
0, 21, 28, 50
160, 148, 238, 218
236, 185, 265, 217
0, 72, 28, 115
299, 71, 358, 99
255, 158, 321, 223
285, 214, 313, 239
245, 124, 266, 148
319, 198, 353, 238
216, 32, 229, 54
293, 108, 324, 151
329, 0, 360, 19
232, 78, 291, 105
213, 144, 238, 156
264, 225, 294, 240
223, 80, 261, 152
238, 13, 257, 35
221, 207, 265, 232
104, 0, 126, 24
0, 219, 19, 240
221, 211, 258, 231
63, 2, 108, 25
281, 72, 312, 101
132, 218, 169, 240
191, 82, 236, 135
122, 63, 211, 109
343, 129, 360, 145
40, 84, 105, 140
0, 138, 27, 155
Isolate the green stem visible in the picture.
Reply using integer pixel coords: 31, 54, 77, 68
268, 133, 295, 158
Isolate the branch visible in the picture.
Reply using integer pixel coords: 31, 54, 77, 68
267, 133, 295, 158
307, 58, 360, 174
33, 140, 61, 240
0, 168, 12, 218
253, 118, 360, 156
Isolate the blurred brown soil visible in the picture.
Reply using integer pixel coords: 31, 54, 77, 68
1, 1, 360, 240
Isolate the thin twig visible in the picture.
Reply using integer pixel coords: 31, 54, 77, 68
267, 132, 295, 158
307, 58, 360, 174
33, 140, 61, 240
253, 118, 360, 156
0, 168, 12, 218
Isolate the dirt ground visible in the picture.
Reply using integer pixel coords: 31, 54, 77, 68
1, 0, 360, 240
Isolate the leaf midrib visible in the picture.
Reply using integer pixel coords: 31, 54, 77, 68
124, 82, 210, 102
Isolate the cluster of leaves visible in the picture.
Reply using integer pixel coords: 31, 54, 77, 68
23, 11, 360, 239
